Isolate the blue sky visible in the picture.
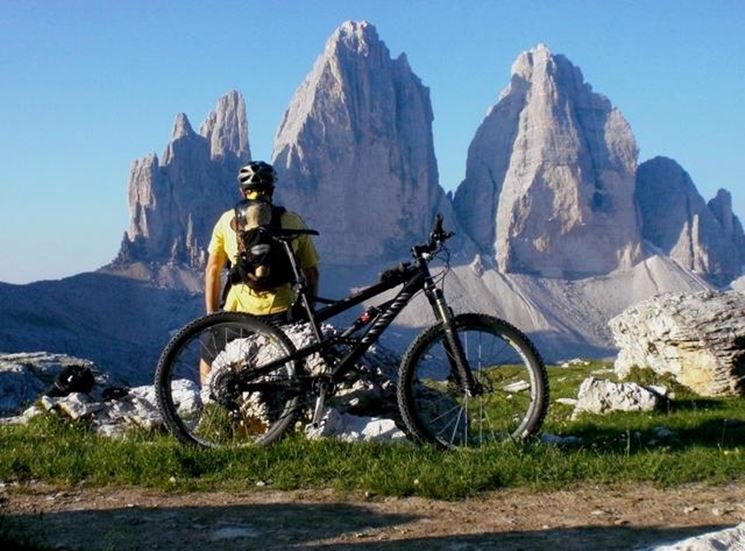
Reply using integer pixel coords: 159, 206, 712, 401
1, 0, 743, 284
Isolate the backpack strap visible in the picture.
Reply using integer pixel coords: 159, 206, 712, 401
270, 205, 286, 228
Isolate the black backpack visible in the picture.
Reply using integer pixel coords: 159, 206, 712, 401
229, 201, 294, 291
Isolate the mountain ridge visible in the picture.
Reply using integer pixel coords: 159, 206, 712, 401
1, 22, 742, 383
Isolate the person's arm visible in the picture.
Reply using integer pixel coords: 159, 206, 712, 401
303, 265, 319, 308
205, 251, 226, 313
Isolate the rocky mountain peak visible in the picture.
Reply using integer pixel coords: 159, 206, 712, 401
330, 20, 378, 55
112, 93, 250, 274
709, 189, 735, 233
199, 90, 251, 162
637, 157, 745, 286
510, 42, 553, 79
171, 113, 195, 140
272, 21, 461, 265
454, 43, 642, 278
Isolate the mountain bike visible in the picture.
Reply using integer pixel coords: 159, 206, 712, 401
155, 215, 548, 449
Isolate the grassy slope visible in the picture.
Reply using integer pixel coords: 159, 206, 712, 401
1, 361, 743, 500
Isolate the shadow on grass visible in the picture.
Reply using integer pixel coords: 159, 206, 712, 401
563, 414, 745, 454
667, 398, 727, 412
674, 417, 745, 448
0, 501, 731, 550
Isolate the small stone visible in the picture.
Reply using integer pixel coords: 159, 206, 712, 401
555, 398, 578, 406
560, 359, 589, 368
651, 426, 677, 439
503, 381, 531, 393
541, 433, 583, 446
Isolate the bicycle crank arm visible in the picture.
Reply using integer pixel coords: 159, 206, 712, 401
311, 392, 326, 428
310, 377, 334, 428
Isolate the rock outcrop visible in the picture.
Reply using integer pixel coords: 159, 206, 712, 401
637, 157, 745, 286
115, 91, 250, 270
454, 44, 642, 278
273, 20, 463, 265
1, 326, 408, 443
0, 352, 103, 414
571, 376, 665, 419
649, 523, 745, 551
609, 291, 745, 396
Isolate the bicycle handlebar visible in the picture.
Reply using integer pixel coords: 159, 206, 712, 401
412, 213, 455, 256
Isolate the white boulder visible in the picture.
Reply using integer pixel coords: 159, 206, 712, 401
571, 377, 664, 419
610, 291, 745, 396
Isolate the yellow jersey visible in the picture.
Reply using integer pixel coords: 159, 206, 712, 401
207, 208, 319, 315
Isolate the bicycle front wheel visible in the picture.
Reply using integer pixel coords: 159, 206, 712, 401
397, 313, 548, 449
155, 312, 302, 448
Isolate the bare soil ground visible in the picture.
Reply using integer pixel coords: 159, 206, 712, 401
2, 481, 744, 550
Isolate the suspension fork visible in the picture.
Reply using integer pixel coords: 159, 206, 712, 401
420, 259, 483, 396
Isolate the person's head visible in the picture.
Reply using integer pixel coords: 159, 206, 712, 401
237, 161, 276, 201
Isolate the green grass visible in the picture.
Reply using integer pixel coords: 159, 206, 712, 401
1, 361, 744, 500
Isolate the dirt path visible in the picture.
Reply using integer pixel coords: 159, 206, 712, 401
2, 481, 744, 550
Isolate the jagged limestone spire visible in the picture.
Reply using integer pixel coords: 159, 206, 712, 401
199, 90, 251, 162
272, 20, 464, 265
454, 44, 642, 278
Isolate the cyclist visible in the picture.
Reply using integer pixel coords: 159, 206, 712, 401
204, 161, 319, 323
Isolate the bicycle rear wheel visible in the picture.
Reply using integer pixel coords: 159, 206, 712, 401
155, 312, 302, 448
397, 313, 548, 449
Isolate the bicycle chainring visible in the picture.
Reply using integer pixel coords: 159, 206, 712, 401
210, 368, 242, 411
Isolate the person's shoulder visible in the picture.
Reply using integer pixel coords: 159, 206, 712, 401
278, 208, 309, 229
214, 209, 235, 231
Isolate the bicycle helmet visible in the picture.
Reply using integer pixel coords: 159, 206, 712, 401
237, 161, 277, 194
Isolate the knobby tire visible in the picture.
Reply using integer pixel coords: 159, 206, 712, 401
397, 313, 548, 449
155, 311, 302, 448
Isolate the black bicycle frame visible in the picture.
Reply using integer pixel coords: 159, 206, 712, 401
241, 233, 480, 396
242, 257, 432, 385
